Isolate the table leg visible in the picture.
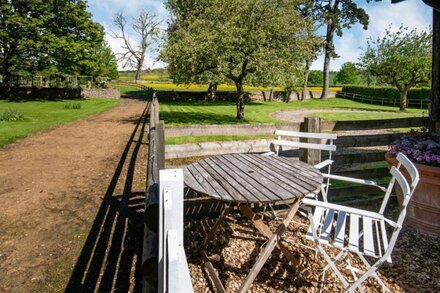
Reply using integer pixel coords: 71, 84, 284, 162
239, 204, 301, 267
203, 204, 231, 247
238, 199, 301, 293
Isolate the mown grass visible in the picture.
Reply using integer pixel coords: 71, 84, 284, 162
166, 134, 273, 145
0, 99, 119, 147
160, 98, 424, 126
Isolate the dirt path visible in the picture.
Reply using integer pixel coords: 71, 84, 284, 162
0, 98, 149, 292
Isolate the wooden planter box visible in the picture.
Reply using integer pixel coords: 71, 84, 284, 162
385, 153, 440, 236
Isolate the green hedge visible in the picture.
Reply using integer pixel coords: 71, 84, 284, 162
342, 86, 431, 100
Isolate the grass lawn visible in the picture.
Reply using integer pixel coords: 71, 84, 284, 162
166, 133, 273, 145
160, 98, 424, 126
0, 98, 119, 147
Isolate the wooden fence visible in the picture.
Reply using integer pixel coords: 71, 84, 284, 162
142, 92, 193, 292
337, 91, 430, 109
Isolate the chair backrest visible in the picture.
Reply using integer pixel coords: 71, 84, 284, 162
272, 130, 337, 155
380, 153, 419, 263
379, 152, 420, 214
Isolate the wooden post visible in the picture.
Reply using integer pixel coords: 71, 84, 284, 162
431, 8, 440, 133
301, 117, 321, 166
156, 121, 165, 170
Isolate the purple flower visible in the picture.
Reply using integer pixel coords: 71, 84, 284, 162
389, 130, 440, 167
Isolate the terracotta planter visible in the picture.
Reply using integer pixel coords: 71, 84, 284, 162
385, 153, 440, 236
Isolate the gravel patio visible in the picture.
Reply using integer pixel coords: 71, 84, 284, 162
184, 201, 440, 292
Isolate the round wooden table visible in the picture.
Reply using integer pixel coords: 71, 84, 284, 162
184, 153, 323, 203
184, 153, 323, 292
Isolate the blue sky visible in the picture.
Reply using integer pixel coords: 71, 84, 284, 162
87, 0, 432, 71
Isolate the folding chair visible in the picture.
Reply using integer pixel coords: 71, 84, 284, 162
302, 152, 419, 292
264, 130, 337, 201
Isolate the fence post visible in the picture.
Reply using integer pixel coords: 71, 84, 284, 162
156, 121, 165, 170
301, 117, 322, 166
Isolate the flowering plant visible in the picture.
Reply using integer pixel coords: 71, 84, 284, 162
389, 130, 440, 167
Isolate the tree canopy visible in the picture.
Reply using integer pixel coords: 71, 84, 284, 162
0, 0, 117, 88
161, 0, 318, 119
334, 62, 361, 85
359, 26, 432, 111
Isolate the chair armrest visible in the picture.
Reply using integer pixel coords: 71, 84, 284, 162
322, 174, 388, 192
262, 151, 276, 156
314, 159, 333, 169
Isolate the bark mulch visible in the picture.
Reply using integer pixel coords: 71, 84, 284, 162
185, 204, 440, 292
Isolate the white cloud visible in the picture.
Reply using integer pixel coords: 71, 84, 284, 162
311, 0, 432, 71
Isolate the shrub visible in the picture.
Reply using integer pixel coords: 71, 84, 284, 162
342, 85, 431, 100
64, 102, 82, 109
0, 109, 25, 121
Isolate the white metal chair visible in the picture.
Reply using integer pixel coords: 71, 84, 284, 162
301, 152, 420, 292
264, 130, 337, 200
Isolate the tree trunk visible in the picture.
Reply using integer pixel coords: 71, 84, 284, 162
262, 91, 267, 101
206, 82, 218, 101
269, 87, 274, 102
301, 63, 311, 101
399, 89, 409, 111
235, 81, 245, 119
135, 66, 142, 81
2, 72, 12, 98
321, 23, 335, 99
431, 8, 440, 133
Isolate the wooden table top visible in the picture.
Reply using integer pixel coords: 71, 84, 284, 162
184, 153, 323, 204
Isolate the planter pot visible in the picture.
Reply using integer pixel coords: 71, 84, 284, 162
385, 153, 440, 237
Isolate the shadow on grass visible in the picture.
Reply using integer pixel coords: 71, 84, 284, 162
65, 103, 149, 292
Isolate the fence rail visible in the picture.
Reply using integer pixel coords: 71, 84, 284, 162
337, 91, 430, 109
142, 91, 193, 293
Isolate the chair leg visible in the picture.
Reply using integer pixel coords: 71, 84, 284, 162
357, 254, 390, 293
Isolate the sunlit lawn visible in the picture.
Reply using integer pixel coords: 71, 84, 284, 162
160, 98, 424, 126
0, 99, 119, 147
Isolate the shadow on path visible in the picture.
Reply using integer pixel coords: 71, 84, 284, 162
65, 102, 149, 293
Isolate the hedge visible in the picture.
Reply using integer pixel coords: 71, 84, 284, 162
342, 86, 431, 100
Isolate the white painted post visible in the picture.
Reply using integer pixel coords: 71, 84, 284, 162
158, 169, 193, 293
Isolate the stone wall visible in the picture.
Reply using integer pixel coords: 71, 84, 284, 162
82, 88, 120, 99
0, 87, 120, 99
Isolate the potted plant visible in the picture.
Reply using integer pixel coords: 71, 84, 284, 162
385, 129, 440, 236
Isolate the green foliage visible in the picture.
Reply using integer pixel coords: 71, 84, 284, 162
161, 0, 319, 118
359, 26, 432, 110
334, 62, 361, 85
0, 109, 25, 121
64, 102, 82, 109
308, 70, 324, 86
0, 0, 118, 85
0, 99, 119, 147
343, 85, 431, 100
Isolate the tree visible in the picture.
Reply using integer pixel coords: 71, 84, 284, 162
334, 62, 361, 85
0, 0, 116, 91
315, 0, 369, 99
111, 10, 160, 81
308, 70, 324, 85
162, 0, 316, 119
359, 26, 432, 111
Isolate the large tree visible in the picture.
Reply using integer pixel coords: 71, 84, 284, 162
359, 26, 432, 111
111, 10, 160, 81
334, 61, 361, 85
0, 0, 115, 90
314, 0, 369, 99
161, 0, 316, 119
